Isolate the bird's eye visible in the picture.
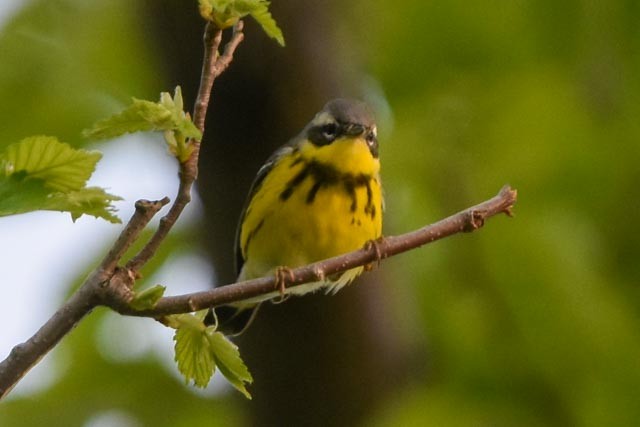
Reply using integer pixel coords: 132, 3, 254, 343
365, 132, 376, 147
321, 123, 338, 141
365, 131, 378, 157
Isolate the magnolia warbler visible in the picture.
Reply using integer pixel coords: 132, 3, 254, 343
213, 99, 383, 335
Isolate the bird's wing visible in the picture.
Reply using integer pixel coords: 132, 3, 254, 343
234, 144, 295, 276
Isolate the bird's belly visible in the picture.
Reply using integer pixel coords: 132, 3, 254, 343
243, 177, 382, 279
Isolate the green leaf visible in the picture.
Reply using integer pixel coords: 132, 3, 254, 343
198, 0, 215, 23
83, 99, 173, 139
199, 0, 284, 46
83, 86, 201, 141
173, 314, 215, 388
0, 136, 121, 222
170, 312, 253, 397
0, 173, 50, 216
2, 136, 101, 192
207, 329, 253, 399
129, 285, 166, 310
247, 2, 284, 46
44, 187, 122, 223
199, 0, 237, 27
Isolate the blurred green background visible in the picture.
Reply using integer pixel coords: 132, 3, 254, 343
1, 0, 639, 426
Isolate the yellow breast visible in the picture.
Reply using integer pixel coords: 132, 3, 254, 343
238, 136, 383, 288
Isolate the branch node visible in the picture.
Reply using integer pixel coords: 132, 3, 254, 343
462, 210, 482, 232
213, 20, 245, 78
134, 197, 170, 213
498, 185, 518, 215
504, 206, 515, 217
98, 267, 137, 312
312, 265, 326, 282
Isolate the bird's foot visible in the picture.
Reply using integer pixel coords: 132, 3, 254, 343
272, 266, 294, 304
363, 236, 386, 271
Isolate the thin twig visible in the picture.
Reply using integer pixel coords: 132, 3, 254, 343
194, 21, 244, 130
113, 185, 518, 317
101, 198, 169, 272
126, 21, 244, 273
212, 21, 245, 80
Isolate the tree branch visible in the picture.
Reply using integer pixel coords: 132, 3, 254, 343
126, 21, 244, 273
0, 21, 244, 400
0, 198, 166, 398
112, 185, 518, 318
101, 198, 170, 272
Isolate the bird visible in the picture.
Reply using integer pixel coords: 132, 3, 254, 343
212, 98, 383, 335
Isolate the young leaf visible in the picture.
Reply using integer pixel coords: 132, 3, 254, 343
129, 285, 166, 310
207, 329, 253, 399
199, 0, 284, 46
0, 137, 121, 222
0, 174, 50, 216
199, 0, 238, 28
83, 87, 201, 141
1, 136, 102, 192
247, 1, 284, 46
83, 100, 174, 139
169, 311, 253, 396
44, 187, 122, 223
173, 314, 215, 388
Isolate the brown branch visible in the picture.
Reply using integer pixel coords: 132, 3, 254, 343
193, 21, 244, 131
0, 199, 166, 398
101, 198, 170, 272
113, 185, 518, 318
0, 281, 97, 399
0, 21, 244, 400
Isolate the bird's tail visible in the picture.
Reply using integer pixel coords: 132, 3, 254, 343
205, 303, 261, 336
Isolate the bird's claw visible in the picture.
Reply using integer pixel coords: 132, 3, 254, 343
363, 237, 386, 271
272, 266, 294, 304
